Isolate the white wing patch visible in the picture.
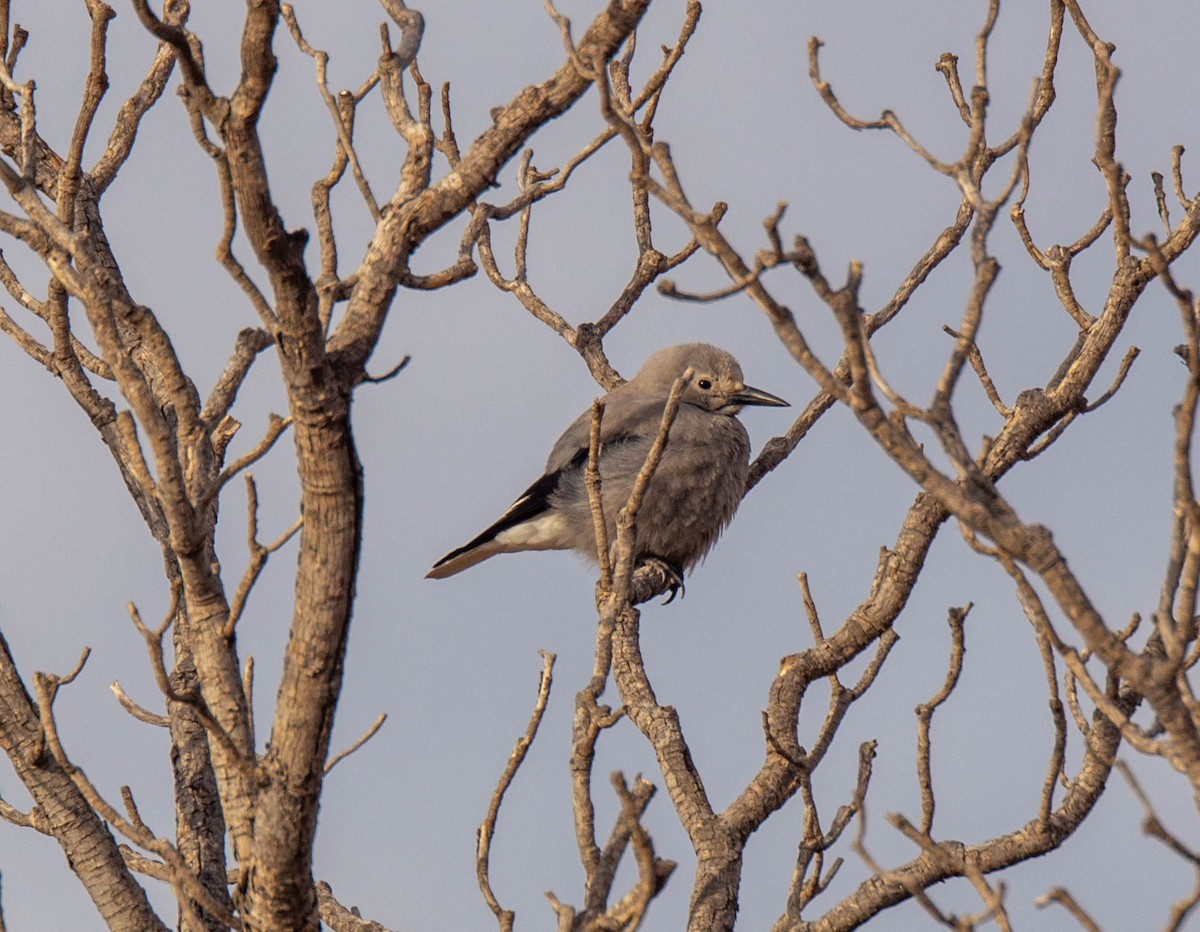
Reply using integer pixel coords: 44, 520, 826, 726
495, 512, 569, 551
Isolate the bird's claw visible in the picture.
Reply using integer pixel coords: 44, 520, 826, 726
641, 556, 685, 604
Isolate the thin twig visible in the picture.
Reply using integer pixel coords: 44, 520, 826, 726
226, 476, 302, 636
325, 713, 387, 775
586, 400, 612, 593
1035, 887, 1102, 932
915, 606, 969, 835
610, 369, 693, 599
477, 651, 555, 930
110, 681, 169, 728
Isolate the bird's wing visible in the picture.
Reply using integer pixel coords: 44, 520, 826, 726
478, 396, 664, 551
467, 469, 561, 546
428, 395, 673, 579
544, 393, 669, 473
426, 468, 562, 577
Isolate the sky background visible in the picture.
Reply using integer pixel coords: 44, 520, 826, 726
1, 0, 1199, 928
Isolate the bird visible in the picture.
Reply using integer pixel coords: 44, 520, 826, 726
426, 343, 788, 589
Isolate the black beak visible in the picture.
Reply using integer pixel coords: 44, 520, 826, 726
731, 384, 789, 407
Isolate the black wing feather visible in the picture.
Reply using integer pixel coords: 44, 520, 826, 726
429, 431, 645, 572
430, 469, 562, 570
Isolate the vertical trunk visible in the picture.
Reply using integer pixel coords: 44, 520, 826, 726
243, 379, 361, 930
169, 645, 235, 932
687, 835, 743, 932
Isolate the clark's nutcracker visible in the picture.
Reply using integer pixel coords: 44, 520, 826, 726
426, 343, 788, 584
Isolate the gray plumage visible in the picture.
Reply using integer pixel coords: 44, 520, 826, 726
426, 343, 788, 582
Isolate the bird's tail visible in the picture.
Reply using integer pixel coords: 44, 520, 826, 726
426, 539, 506, 579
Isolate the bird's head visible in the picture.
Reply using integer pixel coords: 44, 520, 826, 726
632, 343, 789, 415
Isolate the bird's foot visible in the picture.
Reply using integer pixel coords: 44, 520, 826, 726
640, 556, 685, 604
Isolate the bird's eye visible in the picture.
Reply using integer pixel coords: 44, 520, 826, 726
697, 378, 712, 390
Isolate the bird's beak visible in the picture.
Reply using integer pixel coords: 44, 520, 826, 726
732, 384, 789, 407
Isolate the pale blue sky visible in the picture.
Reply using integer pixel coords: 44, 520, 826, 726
1, 1, 1197, 929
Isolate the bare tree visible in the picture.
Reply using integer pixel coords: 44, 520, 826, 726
1, 0, 1199, 929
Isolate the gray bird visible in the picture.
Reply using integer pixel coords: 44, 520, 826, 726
426, 343, 788, 586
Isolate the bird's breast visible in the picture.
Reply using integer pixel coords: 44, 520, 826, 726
631, 414, 750, 568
